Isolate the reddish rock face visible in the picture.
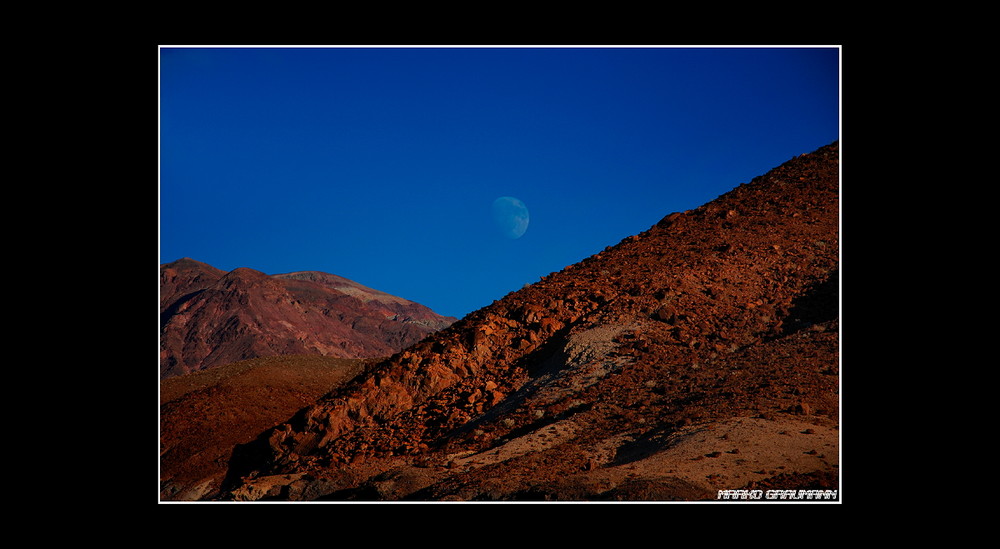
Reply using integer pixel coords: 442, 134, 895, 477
170, 142, 842, 502
159, 259, 456, 379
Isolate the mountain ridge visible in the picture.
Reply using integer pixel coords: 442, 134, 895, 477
159, 259, 456, 379
215, 141, 840, 501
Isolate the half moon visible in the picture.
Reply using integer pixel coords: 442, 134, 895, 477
492, 196, 529, 239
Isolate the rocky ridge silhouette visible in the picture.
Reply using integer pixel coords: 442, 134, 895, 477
160, 259, 457, 379
205, 141, 839, 502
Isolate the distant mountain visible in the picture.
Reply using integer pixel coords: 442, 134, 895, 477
159, 259, 456, 379
166, 142, 840, 502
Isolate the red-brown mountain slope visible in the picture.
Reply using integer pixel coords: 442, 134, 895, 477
160, 354, 372, 501
214, 141, 840, 502
159, 259, 456, 379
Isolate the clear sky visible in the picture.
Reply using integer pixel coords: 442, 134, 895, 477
159, 45, 840, 320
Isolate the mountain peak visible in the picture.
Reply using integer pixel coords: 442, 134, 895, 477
216, 266, 276, 289
161, 257, 225, 274
160, 262, 455, 379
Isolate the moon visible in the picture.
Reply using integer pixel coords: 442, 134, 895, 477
492, 196, 529, 239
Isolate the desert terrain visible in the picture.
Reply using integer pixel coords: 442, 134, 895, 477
160, 141, 841, 502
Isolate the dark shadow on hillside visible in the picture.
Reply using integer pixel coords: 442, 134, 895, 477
160, 290, 205, 327
779, 267, 839, 336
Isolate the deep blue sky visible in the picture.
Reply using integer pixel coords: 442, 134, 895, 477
159, 46, 840, 320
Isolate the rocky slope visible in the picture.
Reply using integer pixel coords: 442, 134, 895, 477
160, 354, 372, 501
160, 259, 456, 379
208, 141, 840, 502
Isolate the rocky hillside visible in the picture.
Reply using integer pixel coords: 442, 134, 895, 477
198, 141, 839, 502
160, 259, 456, 379
160, 354, 372, 501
